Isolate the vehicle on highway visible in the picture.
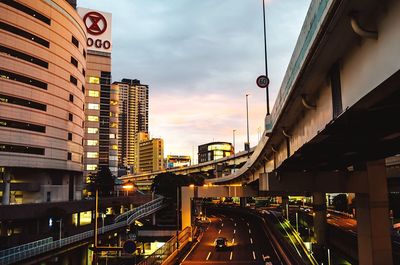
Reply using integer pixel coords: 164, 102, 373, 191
214, 237, 228, 251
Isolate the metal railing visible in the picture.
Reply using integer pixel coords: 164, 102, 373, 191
0, 197, 166, 265
137, 226, 191, 265
115, 196, 164, 223
0, 237, 52, 257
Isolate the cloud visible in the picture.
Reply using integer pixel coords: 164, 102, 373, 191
78, 0, 311, 159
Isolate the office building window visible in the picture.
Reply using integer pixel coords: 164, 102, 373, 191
86, 152, 98, 158
109, 134, 116, 139
88, 76, 100, 84
87, 116, 99, 122
83, 50, 86, 58
86, 164, 97, 171
68, 132, 72, 141
67, 152, 72, 160
0, 143, 45, 155
82, 85, 85, 93
82, 68, 85, 76
0, 93, 46, 111
87, 140, 98, 146
88, 103, 99, 110
71, 36, 79, 48
0, 21, 49, 48
68, 113, 73, 121
88, 90, 99, 97
70, 57, 78, 67
69, 94, 74, 102
0, 45, 48, 68
1, 0, 51, 25
87, 127, 98, 134
70, 75, 77, 86
0, 118, 46, 133
0, 69, 47, 90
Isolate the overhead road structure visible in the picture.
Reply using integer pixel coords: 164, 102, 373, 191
190, 0, 400, 264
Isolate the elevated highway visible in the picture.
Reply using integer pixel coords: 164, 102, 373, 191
180, 0, 400, 264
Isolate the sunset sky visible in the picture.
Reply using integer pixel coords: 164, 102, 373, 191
78, 0, 311, 163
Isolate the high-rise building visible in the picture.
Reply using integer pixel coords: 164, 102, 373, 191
114, 79, 148, 173
165, 155, 191, 169
138, 136, 164, 173
0, 0, 86, 204
77, 8, 119, 180
198, 142, 234, 163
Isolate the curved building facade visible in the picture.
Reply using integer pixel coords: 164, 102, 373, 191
0, 0, 86, 203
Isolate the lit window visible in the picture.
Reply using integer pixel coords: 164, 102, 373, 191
88, 90, 99, 97
87, 116, 99, 122
109, 134, 116, 139
86, 164, 97, 171
87, 140, 98, 146
110, 100, 118, 105
110, 122, 117, 128
88, 103, 99, 110
87, 128, 98, 134
109, 155, 118, 161
88, 76, 100, 84
111, 145, 118, 150
87, 152, 98, 158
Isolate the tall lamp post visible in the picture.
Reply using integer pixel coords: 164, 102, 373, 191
262, 0, 270, 114
245, 94, 250, 154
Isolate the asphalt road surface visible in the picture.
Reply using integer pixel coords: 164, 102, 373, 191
181, 209, 284, 265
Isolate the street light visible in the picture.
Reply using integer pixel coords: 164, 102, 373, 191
122, 181, 134, 196
245, 94, 250, 153
262, 0, 270, 114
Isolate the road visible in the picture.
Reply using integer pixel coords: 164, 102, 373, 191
181, 209, 284, 265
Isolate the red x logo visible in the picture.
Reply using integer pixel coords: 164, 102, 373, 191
83, 12, 107, 35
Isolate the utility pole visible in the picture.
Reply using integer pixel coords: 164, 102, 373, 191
245, 94, 250, 154
233, 129, 236, 173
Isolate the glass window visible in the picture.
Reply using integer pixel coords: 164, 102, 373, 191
111, 145, 118, 150
87, 116, 99, 122
87, 140, 98, 146
110, 122, 117, 128
88, 90, 99, 97
87, 128, 98, 134
88, 103, 99, 110
86, 164, 97, 171
109, 134, 116, 139
110, 100, 118, 105
88, 76, 100, 84
86, 152, 98, 158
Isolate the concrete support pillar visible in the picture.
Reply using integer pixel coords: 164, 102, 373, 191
2, 170, 11, 205
356, 160, 393, 265
181, 187, 194, 230
240, 197, 247, 207
312, 192, 327, 246
282, 196, 289, 219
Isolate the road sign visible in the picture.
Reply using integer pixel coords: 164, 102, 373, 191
256, 75, 269, 88
123, 240, 136, 254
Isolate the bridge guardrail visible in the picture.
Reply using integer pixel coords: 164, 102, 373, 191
137, 226, 191, 265
0, 196, 165, 265
115, 196, 164, 223
0, 237, 52, 257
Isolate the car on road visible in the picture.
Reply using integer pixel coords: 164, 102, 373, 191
214, 237, 228, 251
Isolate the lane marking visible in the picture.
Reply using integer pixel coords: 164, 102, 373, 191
230, 251, 233, 260
218, 229, 221, 234
230, 218, 234, 221
250, 238, 253, 244
233, 229, 236, 234
206, 251, 211, 260
232, 238, 235, 244
252, 250, 256, 260
247, 222, 250, 226
234, 223, 237, 227
249, 229, 251, 234
221, 223, 224, 227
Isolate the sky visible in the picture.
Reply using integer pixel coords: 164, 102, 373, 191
78, 0, 311, 163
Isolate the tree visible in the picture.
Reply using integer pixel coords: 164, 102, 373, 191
87, 166, 115, 197
151, 172, 205, 199
332, 194, 348, 212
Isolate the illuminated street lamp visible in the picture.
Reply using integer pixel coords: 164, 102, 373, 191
122, 181, 134, 196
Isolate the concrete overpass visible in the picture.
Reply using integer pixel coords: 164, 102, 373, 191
181, 0, 400, 264
120, 148, 254, 190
